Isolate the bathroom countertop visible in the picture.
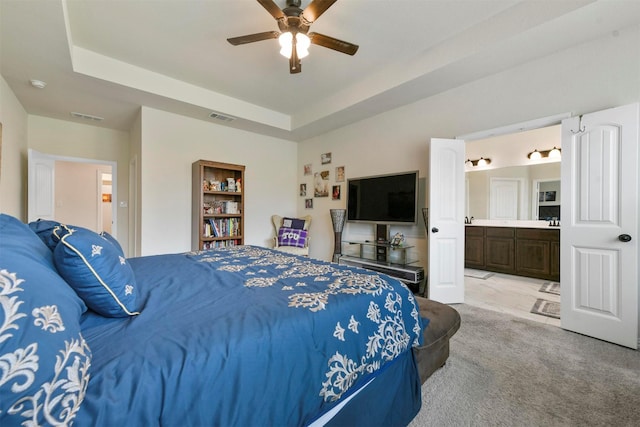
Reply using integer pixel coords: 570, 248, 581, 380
465, 220, 559, 229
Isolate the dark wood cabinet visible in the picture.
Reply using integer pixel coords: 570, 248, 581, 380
485, 227, 516, 274
464, 226, 560, 281
464, 226, 485, 269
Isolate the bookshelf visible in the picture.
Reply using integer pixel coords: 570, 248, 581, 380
192, 160, 245, 250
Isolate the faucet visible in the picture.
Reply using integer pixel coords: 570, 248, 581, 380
464, 216, 474, 224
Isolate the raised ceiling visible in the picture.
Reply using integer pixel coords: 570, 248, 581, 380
2, 0, 639, 141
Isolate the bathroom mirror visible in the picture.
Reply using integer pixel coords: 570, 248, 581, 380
466, 162, 561, 221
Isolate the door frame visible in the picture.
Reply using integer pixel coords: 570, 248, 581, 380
28, 149, 118, 238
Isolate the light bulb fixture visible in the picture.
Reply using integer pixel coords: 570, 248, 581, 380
29, 79, 47, 89
527, 147, 561, 160
279, 32, 310, 59
465, 157, 492, 167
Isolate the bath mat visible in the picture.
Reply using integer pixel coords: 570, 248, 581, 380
464, 269, 494, 280
530, 298, 560, 319
539, 282, 560, 295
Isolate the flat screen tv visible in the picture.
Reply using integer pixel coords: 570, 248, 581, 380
347, 171, 419, 225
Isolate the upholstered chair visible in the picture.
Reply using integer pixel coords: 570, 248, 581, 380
271, 215, 312, 256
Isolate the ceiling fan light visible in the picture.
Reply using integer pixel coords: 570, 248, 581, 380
279, 32, 293, 58
296, 33, 310, 59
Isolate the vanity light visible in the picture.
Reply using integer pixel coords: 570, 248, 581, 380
548, 147, 562, 158
528, 147, 561, 160
465, 157, 492, 167
528, 150, 542, 160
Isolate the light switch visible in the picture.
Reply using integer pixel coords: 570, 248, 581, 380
119, 201, 128, 208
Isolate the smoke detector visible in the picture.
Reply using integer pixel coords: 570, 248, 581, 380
29, 79, 47, 89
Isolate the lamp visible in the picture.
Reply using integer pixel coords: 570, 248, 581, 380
279, 32, 310, 59
330, 209, 346, 263
527, 147, 561, 160
465, 157, 492, 167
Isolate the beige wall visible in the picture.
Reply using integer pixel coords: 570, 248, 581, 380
27, 115, 131, 252
0, 75, 28, 219
299, 24, 640, 262
138, 107, 298, 256
54, 160, 112, 231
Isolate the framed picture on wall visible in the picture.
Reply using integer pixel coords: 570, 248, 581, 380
304, 163, 312, 175
332, 185, 341, 200
300, 183, 307, 197
335, 166, 345, 182
544, 191, 556, 202
305, 198, 313, 209
321, 152, 331, 164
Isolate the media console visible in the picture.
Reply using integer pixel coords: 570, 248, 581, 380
339, 240, 425, 293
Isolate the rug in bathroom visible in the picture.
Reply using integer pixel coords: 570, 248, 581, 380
539, 282, 560, 295
531, 298, 560, 319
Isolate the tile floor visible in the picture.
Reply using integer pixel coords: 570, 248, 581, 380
463, 269, 561, 327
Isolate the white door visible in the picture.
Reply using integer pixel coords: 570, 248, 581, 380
428, 138, 465, 303
489, 178, 520, 220
28, 149, 56, 222
561, 103, 639, 349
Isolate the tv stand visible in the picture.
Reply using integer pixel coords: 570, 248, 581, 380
339, 240, 425, 293
375, 224, 390, 261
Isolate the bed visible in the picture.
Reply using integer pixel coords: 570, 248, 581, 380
0, 213, 425, 426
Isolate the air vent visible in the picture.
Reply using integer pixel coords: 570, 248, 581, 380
208, 112, 236, 122
71, 112, 104, 122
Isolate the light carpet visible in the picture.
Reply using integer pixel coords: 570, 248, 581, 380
409, 304, 640, 427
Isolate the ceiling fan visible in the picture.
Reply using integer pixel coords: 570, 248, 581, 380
227, 0, 359, 74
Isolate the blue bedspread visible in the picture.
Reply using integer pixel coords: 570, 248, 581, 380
76, 246, 423, 426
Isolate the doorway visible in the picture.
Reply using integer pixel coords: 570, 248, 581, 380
464, 123, 562, 326
28, 149, 117, 236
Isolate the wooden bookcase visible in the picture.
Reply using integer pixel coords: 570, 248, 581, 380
192, 160, 245, 251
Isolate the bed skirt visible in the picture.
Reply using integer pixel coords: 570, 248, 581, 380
313, 349, 422, 426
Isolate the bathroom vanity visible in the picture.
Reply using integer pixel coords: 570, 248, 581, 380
465, 220, 560, 281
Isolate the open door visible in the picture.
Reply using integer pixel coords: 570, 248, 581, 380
428, 138, 465, 303
28, 149, 56, 222
561, 103, 639, 349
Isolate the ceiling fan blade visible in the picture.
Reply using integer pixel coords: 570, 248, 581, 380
301, 0, 337, 24
257, 0, 285, 20
309, 32, 358, 55
227, 31, 279, 46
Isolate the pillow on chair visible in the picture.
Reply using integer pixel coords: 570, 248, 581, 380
277, 227, 308, 248
282, 217, 306, 230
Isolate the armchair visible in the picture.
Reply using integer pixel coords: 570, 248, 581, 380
271, 215, 312, 256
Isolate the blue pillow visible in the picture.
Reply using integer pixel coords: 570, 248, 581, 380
100, 231, 124, 256
282, 217, 306, 230
28, 218, 62, 251
53, 226, 141, 317
0, 214, 91, 426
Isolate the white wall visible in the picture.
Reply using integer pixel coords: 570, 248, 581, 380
27, 115, 131, 251
54, 160, 112, 231
0, 75, 28, 218
299, 24, 640, 265
138, 107, 298, 256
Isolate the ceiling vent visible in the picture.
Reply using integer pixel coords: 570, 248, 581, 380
208, 112, 236, 122
70, 112, 104, 122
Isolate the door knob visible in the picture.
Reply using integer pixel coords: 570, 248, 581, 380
431, 227, 439, 233
618, 234, 632, 242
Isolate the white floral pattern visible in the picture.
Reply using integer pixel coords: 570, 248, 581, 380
32, 306, 66, 333
188, 246, 423, 405
0, 269, 91, 426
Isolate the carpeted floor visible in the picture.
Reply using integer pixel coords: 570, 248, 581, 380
409, 304, 640, 426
